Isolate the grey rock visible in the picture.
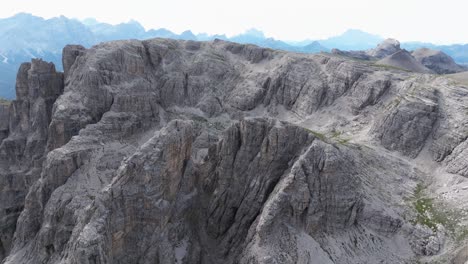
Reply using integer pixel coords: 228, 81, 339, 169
367, 38, 402, 59
376, 50, 434, 73
445, 139, 468, 177
0, 59, 63, 260
452, 245, 468, 264
7, 117, 419, 264
412, 48, 467, 74
1, 38, 468, 264
331, 48, 374, 61
336, 39, 464, 75
372, 84, 439, 158
62, 44, 86, 80
0, 103, 10, 142
409, 225, 444, 256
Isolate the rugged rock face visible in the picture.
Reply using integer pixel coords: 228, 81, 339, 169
371, 81, 439, 157
412, 48, 467, 74
62, 44, 86, 80
445, 139, 468, 177
366, 38, 402, 59
0, 59, 63, 260
0, 103, 9, 142
1, 38, 468, 264
331, 48, 374, 61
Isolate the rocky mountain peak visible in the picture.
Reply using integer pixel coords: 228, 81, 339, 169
0, 38, 468, 264
377, 49, 434, 73
332, 38, 467, 75
366, 38, 401, 58
412, 47, 467, 74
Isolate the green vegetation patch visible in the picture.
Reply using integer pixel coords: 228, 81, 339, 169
408, 183, 467, 238
304, 128, 327, 141
456, 228, 468, 242
206, 52, 226, 62
373, 63, 411, 72
191, 115, 208, 123
303, 128, 352, 146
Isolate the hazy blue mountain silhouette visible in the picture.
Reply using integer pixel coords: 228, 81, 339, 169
227, 28, 327, 53
0, 13, 95, 98
318, 29, 384, 50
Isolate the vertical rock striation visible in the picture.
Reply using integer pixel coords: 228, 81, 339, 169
1, 38, 467, 263
0, 59, 63, 261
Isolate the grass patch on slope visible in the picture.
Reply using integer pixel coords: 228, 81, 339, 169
303, 128, 352, 146
304, 128, 327, 141
373, 63, 411, 72
411, 184, 440, 231
330, 130, 351, 145
408, 183, 467, 238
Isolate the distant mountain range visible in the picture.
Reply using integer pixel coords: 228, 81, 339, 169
0, 13, 467, 98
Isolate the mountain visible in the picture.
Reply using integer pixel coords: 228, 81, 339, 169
402, 42, 468, 64
146, 28, 180, 39
401, 41, 438, 51
333, 38, 466, 74
366, 38, 402, 58
1, 38, 468, 263
437, 44, 468, 64
0, 13, 95, 52
0, 13, 467, 99
377, 49, 434, 73
318, 29, 384, 50
0, 13, 95, 98
301, 41, 328, 53
321, 31, 468, 66
0, 15, 328, 99
87, 19, 146, 41
228, 28, 328, 53
412, 48, 467, 74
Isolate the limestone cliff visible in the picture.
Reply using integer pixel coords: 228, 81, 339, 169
1, 38, 468, 264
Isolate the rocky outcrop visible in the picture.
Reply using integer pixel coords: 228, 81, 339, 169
4, 117, 421, 264
0, 103, 9, 142
62, 45, 86, 80
371, 81, 439, 158
0, 59, 63, 260
366, 38, 402, 59
337, 39, 465, 75
331, 48, 374, 61
412, 48, 466, 74
427, 77, 468, 163
1, 38, 468, 263
376, 50, 434, 73
445, 139, 468, 177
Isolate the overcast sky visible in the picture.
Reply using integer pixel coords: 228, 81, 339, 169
2, 0, 468, 44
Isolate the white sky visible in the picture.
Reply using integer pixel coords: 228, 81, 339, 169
2, 0, 468, 44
